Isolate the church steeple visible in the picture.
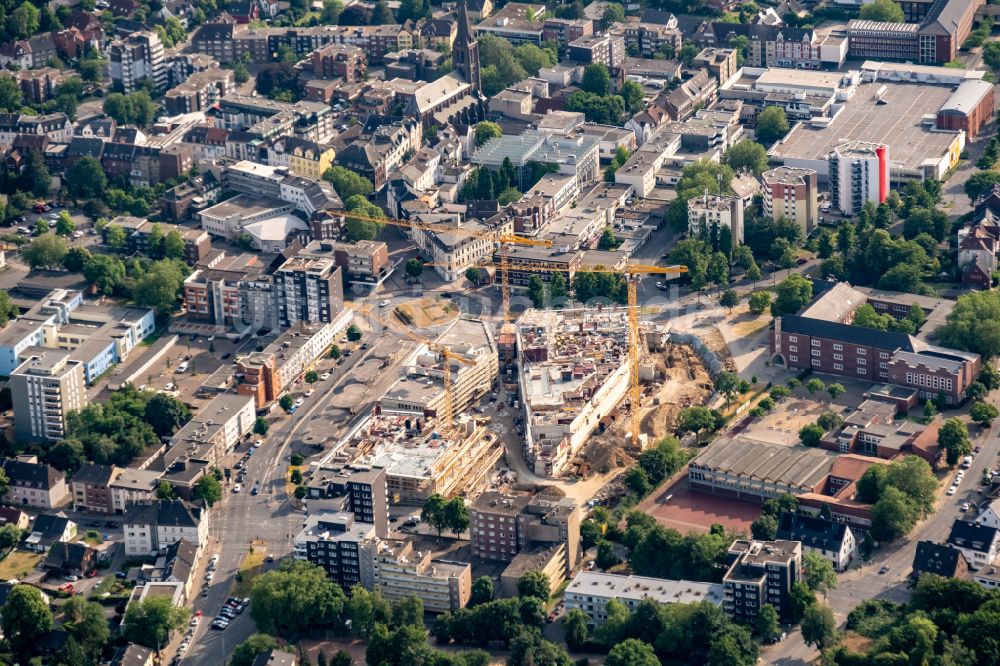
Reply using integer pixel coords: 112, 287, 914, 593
454, 0, 481, 92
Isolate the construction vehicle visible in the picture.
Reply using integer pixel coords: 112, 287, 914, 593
348, 303, 474, 432
464, 260, 687, 444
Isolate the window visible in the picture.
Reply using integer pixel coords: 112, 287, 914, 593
789, 345, 798, 352
857, 358, 866, 365
834, 354, 843, 361
880, 352, 889, 359
789, 355, 798, 362
812, 349, 821, 356
857, 349, 867, 355
834, 363, 843, 371
812, 359, 821, 366
833, 344, 843, 351
812, 340, 821, 347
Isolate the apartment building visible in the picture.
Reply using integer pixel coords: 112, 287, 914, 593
309, 43, 366, 82
565, 572, 724, 627
105, 216, 212, 264
704, 23, 821, 69
236, 318, 347, 408
948, 520, 1000, 571
182, 253, 277, 334
470, 489, 580, 574
775, 512, 856, 572
687, 193, 744, 246
109, 468, 161, 514
71, 463, 121, 514
293, 510, 378, 590
411, 213, 513, 283
166, 393, 256, 468
761, 166, 819, 235
1, 456, 68, 509
829, 141, 888, 215
11, 351, 86, 443
268, 137, 334, 180
306, 464, 389, 538
373, 539, 472, 612
693, 47, 738, 84
108, 31, 166, 93
273, 255, 345, 327
163, 67, 236, 114
298, 240, 390, 285
624, 22, 681, 59
566, 33, 624, 68
723, 540, 802, 622
123, 500, 208, 557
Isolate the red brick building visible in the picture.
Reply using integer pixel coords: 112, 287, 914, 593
937, 79, 996, 139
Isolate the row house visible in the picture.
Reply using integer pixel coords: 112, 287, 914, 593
703, 23, 821, 69
0, 34, 57, 70
0, 113, 73, 143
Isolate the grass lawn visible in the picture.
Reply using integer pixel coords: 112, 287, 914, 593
0, 550, 42, 580
284, 465, 302, 497
233, 543, 268, 597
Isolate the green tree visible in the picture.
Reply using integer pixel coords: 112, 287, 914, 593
345, 195, 384, 241
756, 106, 790, 145
145, 393, 191, 436
939, 417, 972, 466
527, 274, 545, 308
133, 260, 188, 315
966, 170, 1000, 201
2, 585, 52, 656
606, 639, 659, 666
724, 140, 769, 175
469, 576, 494, 606
624, 466, 652, 496
787, 581, 816, 624
596, 539, 619, 569
550, 271, 568, 303
67, 156, 108, 200
799, 423, 825, 447
55, 211, 75, 237
231, 634, 279, 666
250, 560, 346, 639
971, 401, 999, 427
748, 291, 771, 314
156, 481, 177, 500
474, 121, 502, 146
985, 40, 1000, 71
305, 370, 319, 383
772, 274, 812, 315
23, 233, 67, 269
405, 258, 424, 278
254, 417, 269, 436
719, 289, 739, 312
620, 79, 643, 113
0, 523, 23, 549
826, 383, 846, 400
346, 324, 362, 342
805, 378, 825, 396
421, 493, 449, 536
123, 595, 188, 651
35, 218, 49, 236
163, 230, 185, 260
20, 149, 50, 197
192, 475, 222, 506
564, 608, 590, 651
391, 594, 424, 628
0, 75, 22, 111
802, 552, 837, 595
755, 604, 781, 640
871, 486, 918, 542
581, 63, 611, 95
323, 166, 374, 200
859, 0, 904, 22
62, 246, 91, 273
64, 599, 109, 658
517, 570, 550, 600
801, 603, 838, 649
279, 395, 294, 411
82, 254, 126, 295
677, 405, 717, 441
600, 2, 625, 28
751, 513, 778, 540
444, 497, 470, 536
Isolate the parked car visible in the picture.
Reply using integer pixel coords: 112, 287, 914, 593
232, 483, 242, 493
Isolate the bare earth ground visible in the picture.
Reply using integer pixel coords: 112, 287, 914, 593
393, 297, 458, 328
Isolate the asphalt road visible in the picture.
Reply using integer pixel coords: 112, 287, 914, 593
181, 325, 415, 666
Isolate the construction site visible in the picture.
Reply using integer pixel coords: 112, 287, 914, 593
328, 411, 503, 504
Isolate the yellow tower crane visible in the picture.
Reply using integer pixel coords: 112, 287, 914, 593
348, 304, 474, 432
463, 260, 687, 444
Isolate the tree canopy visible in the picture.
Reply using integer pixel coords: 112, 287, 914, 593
250, 560, 346, 639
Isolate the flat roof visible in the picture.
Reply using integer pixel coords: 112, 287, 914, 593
567, 571, 725, 606
770, 80, 959, 175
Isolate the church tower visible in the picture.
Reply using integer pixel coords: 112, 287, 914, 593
454, 0, 481, 92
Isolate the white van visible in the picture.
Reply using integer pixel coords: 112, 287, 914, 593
176, 362, 189, 373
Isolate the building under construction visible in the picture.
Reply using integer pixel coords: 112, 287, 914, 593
329, 412, 503, 504
516, 308, 632, 477
380, 317, 498, 418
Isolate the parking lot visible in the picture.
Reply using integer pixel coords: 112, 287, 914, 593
133, 335, 245, 409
